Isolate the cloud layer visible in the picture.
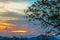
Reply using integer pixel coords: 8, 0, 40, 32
0, 0, 33, 2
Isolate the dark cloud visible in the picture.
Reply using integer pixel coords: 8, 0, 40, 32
0, 12, 26, 18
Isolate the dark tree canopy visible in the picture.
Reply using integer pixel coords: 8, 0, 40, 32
26, 0, 60, 35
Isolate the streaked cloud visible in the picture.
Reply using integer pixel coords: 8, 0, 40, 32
0, 16, 20, 20
0, 2, 30, 15
11, 30, 27, 33
0, 29, 6, 32
0, 20, 16, 29
0, 0, 34, 2
0, 0, 40, 37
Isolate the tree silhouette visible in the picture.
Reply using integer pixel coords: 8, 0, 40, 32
42, 35, 48, 40
3, 37, 9, 40
20, 37, 28, 40
12, 36, 20, 40
26, 0, 60, 35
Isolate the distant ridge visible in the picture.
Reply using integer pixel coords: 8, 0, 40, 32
0, 35, 59, 40
28, 35, 59, 40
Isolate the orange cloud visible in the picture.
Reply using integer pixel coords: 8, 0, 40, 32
11, 30, 27, 33
0, 20, 7, 23
0, 19, 16, 30
0, 29, 6, 32
0, 18, 27, 33
0, 25, 7, 29
1, 23, 16, 26
0, 23, 16, 29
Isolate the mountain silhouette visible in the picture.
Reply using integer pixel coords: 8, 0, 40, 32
0, 35, 59, 40
29, 35, 59, 40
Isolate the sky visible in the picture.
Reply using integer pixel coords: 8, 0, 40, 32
0, 0, 42, 38
0, 0, 35, 15
0, 0, 60, 39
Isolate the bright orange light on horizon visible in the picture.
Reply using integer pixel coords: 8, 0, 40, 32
0, 22, 16, 28
11, 30, 27, 33
0, 19, 16, 29
0, 25, 7, 29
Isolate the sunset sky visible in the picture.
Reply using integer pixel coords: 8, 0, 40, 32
0, 0, 60, 39
0, 0, 41, 37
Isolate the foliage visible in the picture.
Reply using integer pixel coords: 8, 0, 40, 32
26, 0, 60, 35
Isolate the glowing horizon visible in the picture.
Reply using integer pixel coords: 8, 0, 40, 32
0, 0, 38, 37
11, 30, 27, 33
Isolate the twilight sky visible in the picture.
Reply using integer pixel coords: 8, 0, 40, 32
0, 0, 41, 37
0, 0, 60, 38
0, 0, 35, 15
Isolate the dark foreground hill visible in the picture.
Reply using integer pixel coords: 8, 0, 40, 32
29, 35, 59, 40
0, 35, 59, 40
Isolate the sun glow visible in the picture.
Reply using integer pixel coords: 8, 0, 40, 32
11, 30, 27, 33
0, 2, 29, 33
0, 21, 16, 29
